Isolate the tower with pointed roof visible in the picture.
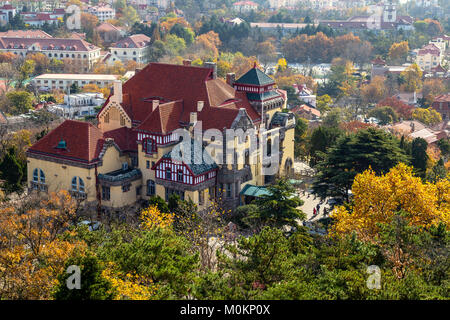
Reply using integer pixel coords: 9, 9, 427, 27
233, 64, 285, 127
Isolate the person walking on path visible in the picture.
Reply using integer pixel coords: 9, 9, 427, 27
313, 207, 317, 216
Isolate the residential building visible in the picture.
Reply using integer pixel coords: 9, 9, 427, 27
0, 30, 52, 38
20, 12, 61, 27
233, 1, 258, 13
320, 1, 414, 31
431, 94, 450, 121
96, 22, 126, 43
416, 43, 443, 72
291, 104, 321, 120
49, 93, 105, 118
32, 74, 119, 91
0, 37, 101, 72
26, 62, 295, 212
293, 84, 316, 107
105, 34, 151, 65
87, 4, 116, 22
0, 3, 15, 26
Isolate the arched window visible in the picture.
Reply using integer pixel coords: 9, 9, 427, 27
267, 138, 272, 156
33, 168, 39, 182
39, 169, 45, 183
33, 168, 45, 183
71, 177, 85, 193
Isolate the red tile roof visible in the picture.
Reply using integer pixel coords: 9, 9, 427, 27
0, 30, 52, 38
103, 126, 137, 152
136, 100, 184, 134
0, 37, 99, 52
28, 120, 139, 163
27, 120, 105, 163
111, 34, 150, 49
117, 63, 261, 131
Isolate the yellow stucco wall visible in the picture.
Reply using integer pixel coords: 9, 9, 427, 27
101, 179, 141, 208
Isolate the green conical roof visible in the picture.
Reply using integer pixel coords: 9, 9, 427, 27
235, 66, 275, 86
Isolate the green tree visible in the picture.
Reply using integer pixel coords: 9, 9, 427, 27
147, 195, 170, 213
308, 125, 343, 167
148, 40, 166, 62
246, 179, 305, 230
5, 91, 34, 115
53, 255, 115, 300
368, 106, 399, 125
0, 147, 24, 194
411, 138, 429, 178
313, 128, 409, 200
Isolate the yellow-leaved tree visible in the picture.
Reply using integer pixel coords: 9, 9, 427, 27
0, 191, 87, 299
331, 163, 449, 241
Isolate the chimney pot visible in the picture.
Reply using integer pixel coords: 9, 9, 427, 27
204, 62, 217, 79
197, 101, 204, 112
226, 73, 236, 87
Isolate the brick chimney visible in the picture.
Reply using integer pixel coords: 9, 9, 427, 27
226, 73, 236, 87
197, 101, 204, 112
152, 99, 159, 112
183, 59, 192, 66
204, 62, 217, 79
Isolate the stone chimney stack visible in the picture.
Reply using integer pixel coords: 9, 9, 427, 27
183, 59, 192, 66
113, 80, 122, 104
226, 73, 236, 87
197, 101, 204, 112
152, 99, 159, 112
204, 62, 217, 79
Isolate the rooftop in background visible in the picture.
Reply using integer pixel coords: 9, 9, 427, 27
250, 22, 316, 29
0, 30, 52, 38
110, 34, 150, 49
34, 74, 119, 81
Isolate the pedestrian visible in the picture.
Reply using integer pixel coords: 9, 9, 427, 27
323, 208, 328, 217
313, 207, 317, 216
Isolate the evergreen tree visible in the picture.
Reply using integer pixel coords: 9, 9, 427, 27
0, 147, 24, 194
411, 138, 429, 178
313, 128, 410, 200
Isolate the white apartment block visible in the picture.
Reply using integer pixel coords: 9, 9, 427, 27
87, 5, 116, 22
106, 34, 151, 65
32, 74, 119, 92
0, 37, 101, 72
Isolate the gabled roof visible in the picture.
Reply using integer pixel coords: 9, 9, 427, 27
27, 120, 104, 163
103, 127, 137, 152
160, 140, 218, 176
235, 65, 275, 86
111, 34, 150, 49
136, 100, 183, 134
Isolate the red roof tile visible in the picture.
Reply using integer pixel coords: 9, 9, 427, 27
28, 120, 104, 163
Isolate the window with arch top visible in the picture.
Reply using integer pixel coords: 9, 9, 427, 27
71, 176, 85, 193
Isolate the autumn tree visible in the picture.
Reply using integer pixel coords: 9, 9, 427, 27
0, 191, 86, 299
377, 97, 414, 120
412, 108, 442, 126
388, 41, 409, 64
331, 163, 449, 241
400, 63, 423, 92
361, 76, 387, 105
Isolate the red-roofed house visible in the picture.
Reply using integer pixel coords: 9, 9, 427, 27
291, 104, 321, 120
106, 34, 151, 65
431, 94, 450, 121
96, 22, 126, 43
27, 62, 295, 211
416, 43, 443, 71
0, 37, 101, 72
